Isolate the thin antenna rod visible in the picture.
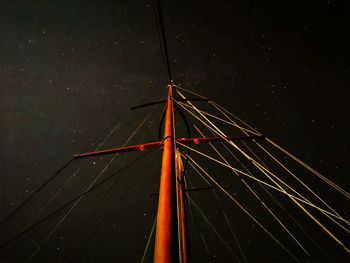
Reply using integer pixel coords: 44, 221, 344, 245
152, 0, 173, 84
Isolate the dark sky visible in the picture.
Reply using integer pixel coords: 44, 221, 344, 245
1, 0, 349, 262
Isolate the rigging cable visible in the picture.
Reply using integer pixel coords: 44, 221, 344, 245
174, 102, 192, 172
184, 174, 216, 262
25, 111, 154, 262
175, 95, 350, 253
177, 137, 349, 223
255, 142, 350, 230
151, 0, 173, 84
267, 138, 350, 199
219, 140, 327, 255
211, 100, 349, 199
0, 151, 153, 250
173, 95, 349, 222
183, 153, 248, 263
186, 155, 300, 262
61, 108, 159, 262
212, 101, 346, 223
193, 125, 310, 257
186, 194, 242, 263
176, 89, 349, 254
175, 81, 350, 257
67, 150, 158, 262
174, 85, 209, 100
208, 100, 328, 251
2, 120, 121, 255
4, 34, 150, 228
141, 216, 157, 263
177, 101, 259, 136
1, 116, 124, 227
0, 158, 73, 226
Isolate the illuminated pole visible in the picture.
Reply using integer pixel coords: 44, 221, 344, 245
176, 148, 187, 263
72, 87, 263, 263
154, 83, 176, 263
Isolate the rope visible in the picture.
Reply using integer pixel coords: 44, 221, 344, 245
62, 110, 158, 262
211, 100, 349, 226
178, 101, 259, 136
2, 119, 122, 256
187, 156, 300, 262
67, 151, 158, 262
141, 216, 157, 263
208, 101, 328, 252
151, 0, 172, 83
2, 119, 122, 229
173, 85, 208, 100
178, 142, 349, 224
0, 151, 152, 250
212, 100, 348, 224
174, 97, 349, 224
210, 101, 261, 136
193, 126, 308, 258
267, 138, 350, 199
175, 86, 350, 255
254, 141, 350, 229
187, 195, 242, 262
186, 155, 248, 263
219, 140, 328, 255
178, 93, 350, 254
183, 176, 214, 262
25, 111, 153, 262
0, 158, 73, 226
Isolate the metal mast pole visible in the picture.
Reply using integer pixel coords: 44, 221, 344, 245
176, 148, 188, 263
154, 83, 176, 263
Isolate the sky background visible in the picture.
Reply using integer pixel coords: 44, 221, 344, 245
1, 0, 349, 262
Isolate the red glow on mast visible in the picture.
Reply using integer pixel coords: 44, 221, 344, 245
154, 83, 177, 263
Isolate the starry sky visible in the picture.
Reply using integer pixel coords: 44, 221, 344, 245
1, 0, 349, 262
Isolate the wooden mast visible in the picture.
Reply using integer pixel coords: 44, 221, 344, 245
72, 84, 263, 263
154, 83, 177, 262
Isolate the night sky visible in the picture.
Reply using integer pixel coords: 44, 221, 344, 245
1, 0, 350, 262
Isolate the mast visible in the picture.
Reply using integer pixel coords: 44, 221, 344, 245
152, 0, 188, 258
176, 148, 188, 263
154, 82, 178, 262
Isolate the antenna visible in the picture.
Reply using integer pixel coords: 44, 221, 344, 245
152, 0, 173, 85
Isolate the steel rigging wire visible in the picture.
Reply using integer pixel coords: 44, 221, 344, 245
151, 0, 173, 84
0, 151, 154, 250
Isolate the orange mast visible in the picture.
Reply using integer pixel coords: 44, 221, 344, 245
176, 148, 188, 263
72, 83, 263, 262
154, 83, 177, 262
